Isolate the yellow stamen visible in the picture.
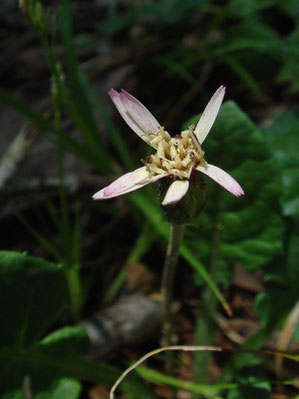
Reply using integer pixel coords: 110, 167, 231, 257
147, 129, 206, 179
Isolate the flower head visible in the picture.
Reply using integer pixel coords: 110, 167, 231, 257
93, 86, 244, 206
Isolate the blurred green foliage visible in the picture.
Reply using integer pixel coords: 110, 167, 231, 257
0, 252, 159, 399
0, 251, 80, 398
102, 0, 299, 99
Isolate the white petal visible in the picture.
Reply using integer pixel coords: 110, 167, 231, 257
121, 90, 161, 134
161, 180, 190, 206
108, 89, 161, 147
194, 86, 225, 144
196, 164, 244, 197
93, 167, 167, 200
108, 89, 144, 138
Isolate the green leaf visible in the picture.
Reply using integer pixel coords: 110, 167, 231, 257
185, 101, 283, 278
39, 326, 91, 356
45, 379, 82, 399
137, 365, 236, 398
0, 251, 67, 348
0, 251, 82, 398
263, 110, 299, 216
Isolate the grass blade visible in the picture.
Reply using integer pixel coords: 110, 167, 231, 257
0, 89, 96, 167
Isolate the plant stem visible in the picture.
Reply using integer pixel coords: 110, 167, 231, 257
161, 223, 186, 346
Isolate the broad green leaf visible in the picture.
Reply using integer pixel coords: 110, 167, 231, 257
185, 101, 283, 280
263, 110, 299, 216
0, 251, 82, 398
0, 251, 67, 348
189, 100, 284, 385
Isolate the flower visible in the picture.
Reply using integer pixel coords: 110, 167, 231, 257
93, 86, 244, 205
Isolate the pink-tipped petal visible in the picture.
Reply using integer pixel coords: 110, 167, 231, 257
194, 86, 225, 144
196, 164, 244, 197
108, 89, 145, 138
108, 89, 161, 147
93, 167, 167, 200
121, 90, 161, 134
161, 180, 190, 206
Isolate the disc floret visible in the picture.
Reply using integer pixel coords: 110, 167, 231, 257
145, 125, 207, 180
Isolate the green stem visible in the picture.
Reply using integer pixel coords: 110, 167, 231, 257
161, 223, 186, 346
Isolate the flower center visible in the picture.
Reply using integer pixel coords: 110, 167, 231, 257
145, 126, 206, 179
